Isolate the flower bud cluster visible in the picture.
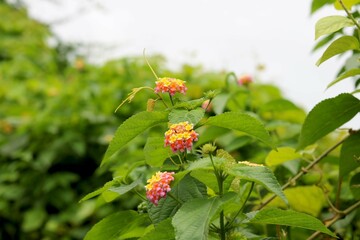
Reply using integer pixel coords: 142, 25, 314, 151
164, 121, 199, 152
145, 171, 175, 205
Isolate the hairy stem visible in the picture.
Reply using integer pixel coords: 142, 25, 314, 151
226, 182, 255, 230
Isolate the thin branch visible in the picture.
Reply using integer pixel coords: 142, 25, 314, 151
338, 0, 360, 32
256, 135, 349, 210
307, 200, 360, 240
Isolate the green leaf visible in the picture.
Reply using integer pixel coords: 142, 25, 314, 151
334, 0, 360, 10
327, 68, 360, 89
315, 15, 354, 40
246, 208, 336, 237
22, 207, 46, 232
144, 137, 172, 167
84, 211, 150, 240
298, 93, 360, 149
205, 112, 274, 148
316, 36, 360, 66
79, 179, 118, 203
148, 174, 207, 224
173, 98, 206, 110
340, 132, 360, 178
102, 111, 168, 166
350, 172, 360, 198
108, 179, 141, 196
168, 108, 205, 125
265, 147, 302, 166
172, 196, 231, 240
226, 162, 288, 204
139, 219, 175, 240
311, 0, 335, 14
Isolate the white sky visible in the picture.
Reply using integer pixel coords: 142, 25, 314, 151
23, 0, 359, 127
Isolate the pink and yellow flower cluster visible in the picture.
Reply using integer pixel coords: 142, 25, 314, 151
154, 77, 187, 96
145, 171, 175, 205
164, 121, 198, 153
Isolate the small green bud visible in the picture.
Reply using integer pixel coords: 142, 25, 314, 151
200, 143, 217, 155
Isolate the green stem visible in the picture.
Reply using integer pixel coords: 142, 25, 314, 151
209, 153, 226, 240
338, 0, 360, 35
169, 93, 174, 106
225, 72, 238, 90
226, 182, 255, 230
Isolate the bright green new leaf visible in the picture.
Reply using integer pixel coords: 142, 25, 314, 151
316, 36, 359, 66
168, 108, 205, 125
144, 137, 172, 167
101, 111, 168, 166
246, 208, 336, 237
172, 196, 233, 240
84, 211, 150, 240
340, 132, 360, 178
139, 219, 175, 240
327, 68, 360, 89
298, 93, 360, 149
148, 174, 207, 224
266, 185, 326, 216
205, 112, 274, 148
334, 0, 360, 10
265, 147, 302, 166
226, 162, 288, 204
315, 15, 354, 40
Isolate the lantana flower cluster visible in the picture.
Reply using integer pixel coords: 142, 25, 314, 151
145, 171, 175, 205
164, 121, 199, 152
154, 77, 187, 96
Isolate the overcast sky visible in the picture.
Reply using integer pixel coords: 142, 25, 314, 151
23, 0, 358, 123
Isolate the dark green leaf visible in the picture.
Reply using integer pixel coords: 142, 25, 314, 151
102, 111, 168, 166
148, 174, 207, 224
144, 137, 172, 167
172, 196, 234, 240
298, 93, 360, 149
168, 108, 205, 125
205, 112, 274, 148
84, 211, 150, 240
316, 36, 360, 66
340, 132, 360, 178
226, 162, 288, 204
246, 208, 336, 237
139, 219, 175, 240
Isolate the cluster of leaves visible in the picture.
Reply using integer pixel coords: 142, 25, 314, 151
81, 1, 360, 239
312, 0, 360, 92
